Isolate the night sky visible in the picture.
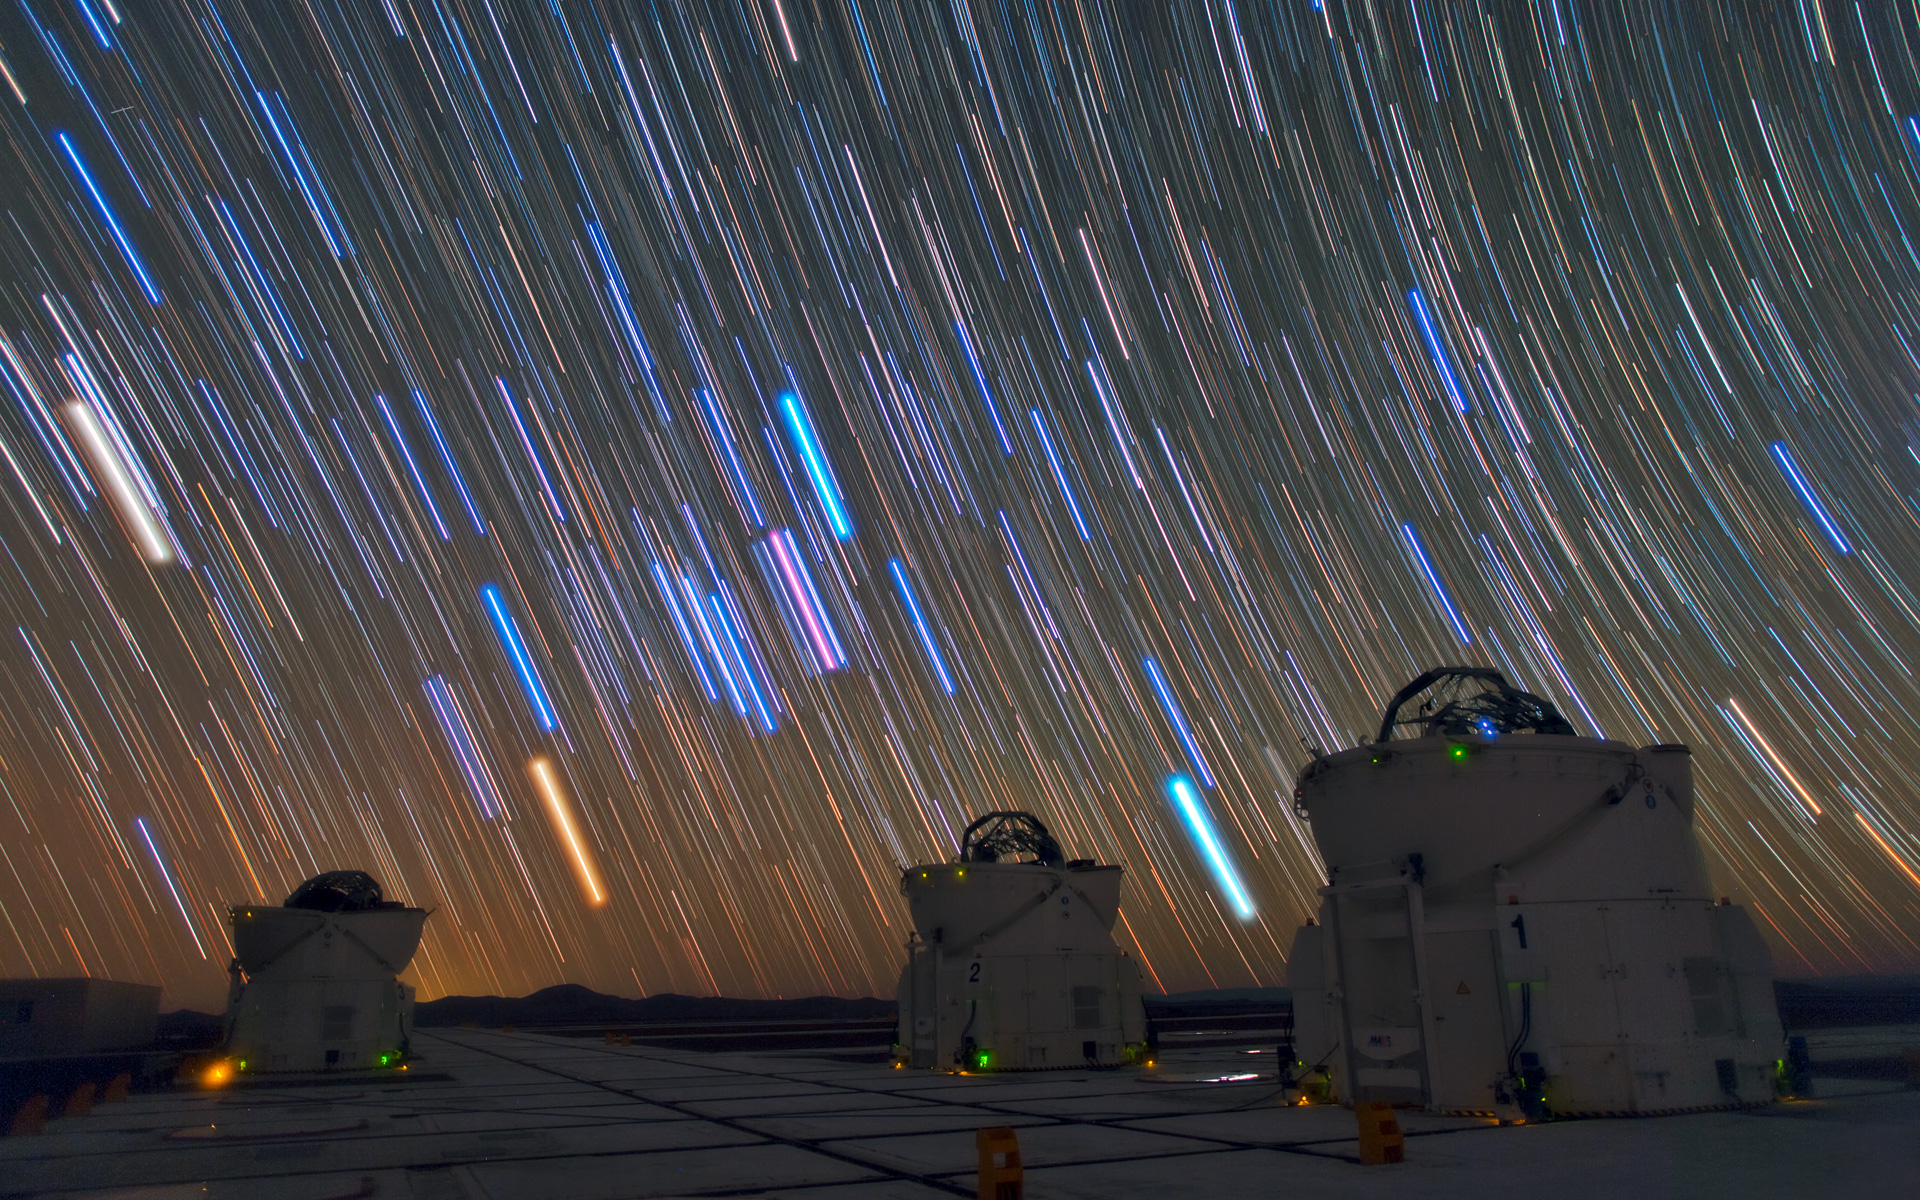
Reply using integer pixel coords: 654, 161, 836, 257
1, 1, 1917, 1010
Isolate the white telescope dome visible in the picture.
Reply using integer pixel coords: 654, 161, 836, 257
1288, 668, 1784, 1117
223, 871, 427, 1074
895, 812, 1147, 1071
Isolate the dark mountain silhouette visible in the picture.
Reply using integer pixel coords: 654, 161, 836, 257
151, 975, 1920, 1040
1772, 974, 1920, 1029
414, 984, 894, 1028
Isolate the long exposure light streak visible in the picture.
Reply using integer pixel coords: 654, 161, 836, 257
530, 757, 606, 906
425, 675, 502, 819
1728, 697, 1823, 819
701, 388, 765, 528
482, 584, 559, 733
709, 592, 778, 733
781, 389, 852, 540
1853, 810, 1920, 891
1169, 776, 1254, 920
684, 573, 747, 717
1403, 523, 1471, 644
0, 49, 25, 106
652, 560, 718, 701
378, 395, 449, 541
254, 91, 350, 258
414, 391, 486, 536
956, 321, 1012, 453
761, 527, 845, 672
135, 818, 207, 959
64, 400, 172, 564
1771, 441, 1852, 554
497, 378, 568, 525
1408, 287, 1467, 414
1031, 407, 1091, 542
1, 2, 1917, 1007
54, 132, 160, 305
891, 558, 953, 695
1145, 656, 1215, 789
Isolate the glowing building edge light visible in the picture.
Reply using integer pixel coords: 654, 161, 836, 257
65, 401, 173, 564
530, 758, 605, 906
1168, 776, 1255, 920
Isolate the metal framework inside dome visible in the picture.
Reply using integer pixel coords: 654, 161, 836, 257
957, 810, 1065, 866
284, 869, 398, 912
1374, 666, 1577, 742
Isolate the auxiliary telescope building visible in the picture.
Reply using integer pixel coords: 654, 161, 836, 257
1288, 668, 1784, 1116
223, 870, 428, 1073
896, 811, 1148, 1070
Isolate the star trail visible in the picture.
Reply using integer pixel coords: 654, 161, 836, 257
0, 1, 1917, 1010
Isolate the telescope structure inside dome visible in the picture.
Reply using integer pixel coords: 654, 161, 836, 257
222, 870, 428, 1073
895, 811, 1148, 1071
1288, 668, 1784, 1116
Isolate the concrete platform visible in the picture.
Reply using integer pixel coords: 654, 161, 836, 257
5, 1028, 1915, 1199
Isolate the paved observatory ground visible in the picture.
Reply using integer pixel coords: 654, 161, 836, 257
5, 1028, 1915, 1200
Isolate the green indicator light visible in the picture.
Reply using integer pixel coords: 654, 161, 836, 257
1449, 744, 1469, 761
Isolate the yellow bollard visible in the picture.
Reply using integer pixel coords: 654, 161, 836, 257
1355, 1101, 1404, 1165
604, 1031, 615, 1044
620, 1034, 631, 1046
102, 1073, 131, 1103
8, 1095, 48, 1136
975, 1126, 1024, 1199
64, 1081, 96, 1118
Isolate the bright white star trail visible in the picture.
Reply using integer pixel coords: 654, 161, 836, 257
0, 1, 1916, 1009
